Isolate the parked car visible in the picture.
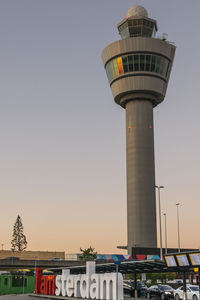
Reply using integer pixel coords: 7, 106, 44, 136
174, 280, 183, 284
166, 281, 183, 291
174, 285, 199, 300
123, 280, 147, 297
123, 280, 134, 297
146, 284, 174, 300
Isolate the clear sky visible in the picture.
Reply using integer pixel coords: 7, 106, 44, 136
0, 0, 200, 255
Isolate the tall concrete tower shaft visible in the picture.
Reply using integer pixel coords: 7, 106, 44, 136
102, 6, 175, 254
126, 100, 156, 250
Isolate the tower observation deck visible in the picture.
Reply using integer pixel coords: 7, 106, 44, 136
102, 6, 175, 254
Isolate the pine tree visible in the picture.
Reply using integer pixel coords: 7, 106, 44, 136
11, 215, 27, 251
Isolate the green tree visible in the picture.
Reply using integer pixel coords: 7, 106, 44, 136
146, 272, 176, 285
79, 246, 97, 261
11, 215, 27, 251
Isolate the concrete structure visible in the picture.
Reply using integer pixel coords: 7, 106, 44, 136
0, 258, 85, 269
0, 250, 65, 260
102, 6, 175, 254
65, 253, 81, 261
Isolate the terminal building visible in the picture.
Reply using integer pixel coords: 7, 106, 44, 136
0, 250, 65, 260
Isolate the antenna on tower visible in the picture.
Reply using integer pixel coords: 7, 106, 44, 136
162, 33, 168, 41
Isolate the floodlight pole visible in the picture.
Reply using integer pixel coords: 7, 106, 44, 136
155, 185, 164, 260
163, 213, 167, 254
176, 203, 181, 252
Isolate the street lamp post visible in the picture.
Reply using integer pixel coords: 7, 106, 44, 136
163, 213, 167, 255
176, 203, 181, 252
155, 185, 164, 260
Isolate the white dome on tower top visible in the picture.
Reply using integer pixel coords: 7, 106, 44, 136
126, 5, 148, 18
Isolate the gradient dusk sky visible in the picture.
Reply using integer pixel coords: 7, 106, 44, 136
0, 0, 200, 254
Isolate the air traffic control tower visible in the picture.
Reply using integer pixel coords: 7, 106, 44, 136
102, 6, 175, 254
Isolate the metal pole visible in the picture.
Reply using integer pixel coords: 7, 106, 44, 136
176, 203, 181, 252
22, 271, 25, 294
183, 271, 187, 300
158, 187, 163, 259
11, 248, 14, 265
34, 256, 37, 277
190, 273, 193, 285
198, 268, 200, 300
116, 263, 118, 300
155, 186, 164, 260
163, 213, 167, 254
135, 272, 138, 299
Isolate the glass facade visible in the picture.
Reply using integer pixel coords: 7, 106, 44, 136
118, 18, 157, 39
105, 53, 170, 83
128, 19, 156, 38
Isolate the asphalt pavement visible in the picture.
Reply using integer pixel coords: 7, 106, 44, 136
0, 296, 49, 300
0, 296, 53, 300
0, 296, 33, 300
0, 296, 31, 300
0, 295, 140, 300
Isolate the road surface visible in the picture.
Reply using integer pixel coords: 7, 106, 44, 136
0, 295, 137, 299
